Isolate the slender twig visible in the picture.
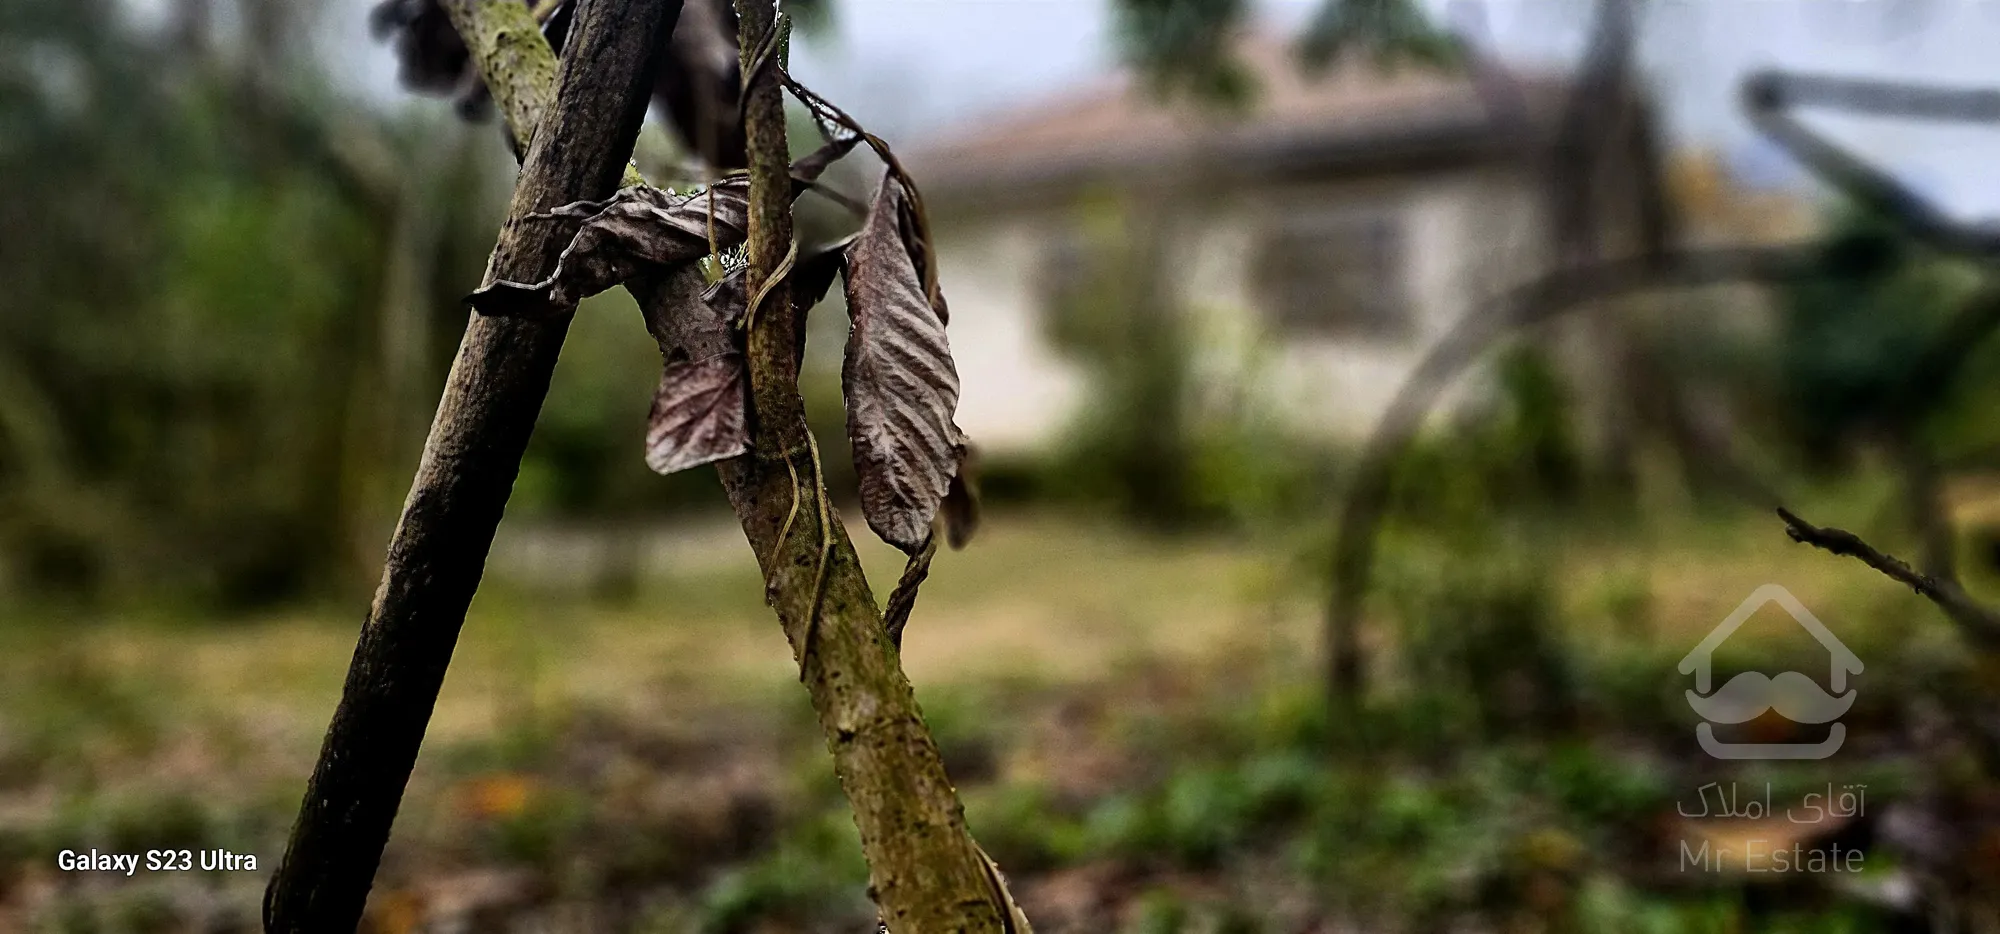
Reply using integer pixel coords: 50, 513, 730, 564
262, 1, 683, 930
884, 535, 940, 649
776, 68, 943, 307
713, 1, 1022, 928
1778, 507, 2000, 649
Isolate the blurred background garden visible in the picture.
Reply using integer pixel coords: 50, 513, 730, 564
8, 0, 2000, 930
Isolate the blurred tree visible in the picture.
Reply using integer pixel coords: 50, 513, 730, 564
1297, 0, 1462, 71
1778, 209, 1961, 465
1044, 197, 1205, 527
1115, 0, 1459, 105
1114, 0, 1255, 103
0, 0, 466, 606
1777, 208, 1974, 577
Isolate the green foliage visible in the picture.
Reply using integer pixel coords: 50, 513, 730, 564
964, 783, 1090, 870
0, 643, 163, 784
1777, 207, 1970, 461
1077, 753, 1320, 870
0, 0, 456, 606
1494, 346, 1586, 498
479, 787, 592, 868
1117, 0, 1459, 106
1113, 0, 1256, 104
1298, 0, 1463, 72
517, 290, 726, 518
696, 810, 871, 932
1381, 544, 1578, 737
1385, 346, 1589, 544
1125, 890, 1192, 934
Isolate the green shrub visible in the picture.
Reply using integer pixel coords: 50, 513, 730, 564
697, 810, 870, 933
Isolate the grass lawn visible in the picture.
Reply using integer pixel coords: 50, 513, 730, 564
0, 504, 1980, 931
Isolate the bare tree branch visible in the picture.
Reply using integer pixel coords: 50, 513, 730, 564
1745, 71, 2000, 259
884, 535, 939, 649
262, 1, 682, 929
1778, 506, 2000, 648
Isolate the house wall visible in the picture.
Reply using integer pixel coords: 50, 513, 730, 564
931, 163, 1555, 455
933, 219, 1091, 452
1229, 166, 1551, 438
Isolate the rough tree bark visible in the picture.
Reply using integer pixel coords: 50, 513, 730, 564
711, 4, 1023, 929
409, 1, 1024, 928
262, 1, 682, 929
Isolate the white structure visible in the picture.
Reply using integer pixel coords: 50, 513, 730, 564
906, 37, 1662, 454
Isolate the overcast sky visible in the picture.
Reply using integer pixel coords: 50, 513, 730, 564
313, 0, 2000, 218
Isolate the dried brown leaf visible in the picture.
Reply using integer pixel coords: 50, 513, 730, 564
942, 449, 981, 550
632, 265, 749, 473
466, 135, 859, 319
468, 181, 751, 317
639, 263, 736, 362
636, 239, 846, 475
791, 237, 850, 314
645, 351, 750, 475
842, 172, 965, 552
790, 132, 862, 186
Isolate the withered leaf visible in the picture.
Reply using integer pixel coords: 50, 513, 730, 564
842, 171, 965, 553
466, 135, 860, 318
639, 264, 746, 473
791, 236, 851, 315
645, 351, 749, 475
636, 242, 843, 475
791, 133, 863, 187
942, 448, 981, 550
639, 264, 735, 367
469, 181, 751, 317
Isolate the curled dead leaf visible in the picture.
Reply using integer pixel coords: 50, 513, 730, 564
842, 171, 966, 553
635, 241, 847, 476
469, 181, 751, 317
791, 236, 851, 316
466, 135, 860, 318
942, 448, 981, 550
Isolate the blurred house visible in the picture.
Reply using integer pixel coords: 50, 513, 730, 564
907, 36, 1672, 453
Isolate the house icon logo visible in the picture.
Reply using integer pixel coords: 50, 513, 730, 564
1677, 584, 1862, 760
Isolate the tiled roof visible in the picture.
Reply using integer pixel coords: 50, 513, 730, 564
908, 33, 1574, 199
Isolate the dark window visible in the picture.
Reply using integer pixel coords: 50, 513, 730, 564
1255, 209, 1410, 339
